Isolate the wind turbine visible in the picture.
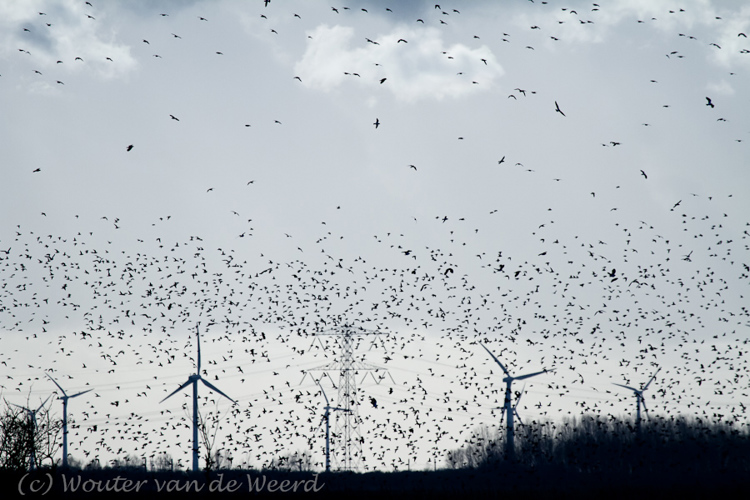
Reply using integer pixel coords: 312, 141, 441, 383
613, 367, 660, 433
479, 343, 552, 460
46, 373, 92, 468
493, 384, 527, 427
10, 395, 52, 470
314, 379, 349, 472
160, 324, 237, 472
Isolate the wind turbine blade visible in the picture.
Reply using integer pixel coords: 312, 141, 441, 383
478, 343, 510, 376
315, 379, 329, 406
314, 413, 326, 434
196, 324, 202, 374
199, 377, 237, 404
323, 371, 337, 388
613, 383, 639, 393
46, 373, 68, 397
515, 384, 526, 408
514, 369, 547, 381
36, 395, 52, 412
160, 378, 193, 404
514, 408, 524, 427
642, 367, 661, 391
68, 388, 94, 399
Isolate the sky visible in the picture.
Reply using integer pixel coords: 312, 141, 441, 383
1, 0, 749, 473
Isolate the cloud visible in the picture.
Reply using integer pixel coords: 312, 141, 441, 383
707, 79, 734, 95
294, 24, 503, 102
0, 0, 137, 81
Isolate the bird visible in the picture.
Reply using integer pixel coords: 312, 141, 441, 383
409, 165, 417, 171
169, 115, 179, 121
554, 101, 566, 116
498, 156, 506, 165
373, 118, 380, 129
640, 170, 647, 179
705, 97, 714, 108
126, 145, 134, 152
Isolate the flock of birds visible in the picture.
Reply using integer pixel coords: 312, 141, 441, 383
1, 0, 749, 472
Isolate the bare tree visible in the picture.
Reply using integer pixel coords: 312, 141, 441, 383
0, 398, 61, 470
33, 403, 62, 467
151, 452, 174, 472
268, 450, 313, 472
0, 402, 33, 469
197, 403, 230, 471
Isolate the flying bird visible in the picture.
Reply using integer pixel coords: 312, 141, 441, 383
373, 118, 380, 129
705, 97, 714, 108
640, 170, 647, 179
126, 145, 134, 152
554, 101, 566, 116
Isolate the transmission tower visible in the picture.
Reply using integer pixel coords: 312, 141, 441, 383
303, 324, 392, 471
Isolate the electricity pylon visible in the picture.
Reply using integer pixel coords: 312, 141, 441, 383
303, 324, 392, 471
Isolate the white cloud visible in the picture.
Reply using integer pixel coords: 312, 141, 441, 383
294, 24, 503, 102
707, 79, 734, 95
0, 0, 137, 81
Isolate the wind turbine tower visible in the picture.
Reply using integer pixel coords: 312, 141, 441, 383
305, 324, 392, 471
160, 324, 237, 472
613, 367, 660, 433
479, 343, 552, 460
10, 396, 52, 470
46, 373, 92, 468
314, 379, 349, 473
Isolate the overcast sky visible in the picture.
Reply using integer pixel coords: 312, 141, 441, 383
1, 0, 749, 472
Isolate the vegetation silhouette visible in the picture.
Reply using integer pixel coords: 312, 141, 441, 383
3, 410, 749, 498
